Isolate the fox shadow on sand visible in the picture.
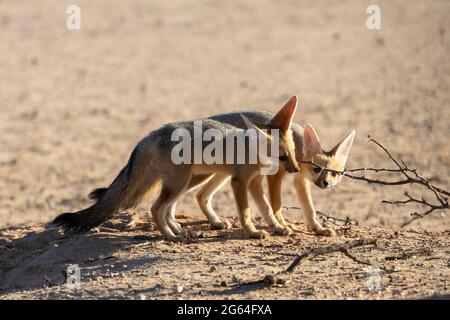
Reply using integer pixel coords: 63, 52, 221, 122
0, 212, 258, 295
0, 213, 162, 295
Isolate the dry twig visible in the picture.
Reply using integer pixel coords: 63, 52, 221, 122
384, 247, 433, 261
299, 136, 449, 227
284, 238, 377, 272
231, 238, 379, 290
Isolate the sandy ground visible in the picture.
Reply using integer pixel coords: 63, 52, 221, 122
0, 213, 449, 299
0, 1, 449, 299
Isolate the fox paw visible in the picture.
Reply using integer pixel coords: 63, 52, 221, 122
164, 230, 200, 243
211, 219, 232, 230
284, 222, 299, 232
168, 223, 183, 235
313, 227, 336, 237
249, 230, 270, 239
273, 225, 293, 236
165, 234, 188, 243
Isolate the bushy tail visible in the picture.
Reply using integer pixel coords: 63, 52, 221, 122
53, 147, 159, 232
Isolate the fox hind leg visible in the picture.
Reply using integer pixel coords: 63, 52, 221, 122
165, 202, 201, 238
166, 202, 183, 234
151, 174, 192, 242
165, 174, 215, 237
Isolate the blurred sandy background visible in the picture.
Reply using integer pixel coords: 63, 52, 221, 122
0, 0, 448, 230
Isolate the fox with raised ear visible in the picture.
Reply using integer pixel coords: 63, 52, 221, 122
53, 97, 300, 241
166, 104, 356, 237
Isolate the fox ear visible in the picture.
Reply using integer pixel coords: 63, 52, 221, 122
331, 130, 356, 166
241, 115, 272, 141
269, 96, 298, 133
302, 124, 322, 158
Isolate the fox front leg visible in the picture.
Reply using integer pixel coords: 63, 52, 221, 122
231, 177, 269, 239
249, 176, 292, 236
267, 170, 299, 232
293, 175, 336, 237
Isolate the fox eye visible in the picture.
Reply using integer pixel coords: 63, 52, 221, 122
279, 155, 288, 161
313, 167, 321, 174
331, 172, 337, 177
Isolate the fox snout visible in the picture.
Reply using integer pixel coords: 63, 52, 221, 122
314, 180, 328, 189
282, 159, 300, 173
318, 180, 330, 189
314, 176, 333, 189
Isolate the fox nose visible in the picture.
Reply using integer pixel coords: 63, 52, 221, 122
322, 181, 329, 187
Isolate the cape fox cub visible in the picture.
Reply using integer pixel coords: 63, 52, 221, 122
189, 114, 356, 236
53, 97, 299, 241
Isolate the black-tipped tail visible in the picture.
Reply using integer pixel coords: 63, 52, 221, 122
52, 207, 105, 232
52, 212, 76, 226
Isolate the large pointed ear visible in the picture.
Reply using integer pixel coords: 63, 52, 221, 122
302, 124, 322, 158
268, 96, 298, 133
330, 130, 356, 166
241, 115, 271, 141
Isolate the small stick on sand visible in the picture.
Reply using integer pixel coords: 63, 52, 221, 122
284, 238, 377, 273
231, 238, 378, 290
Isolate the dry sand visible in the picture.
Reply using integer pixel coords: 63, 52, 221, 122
0, 213, 449, 299
0, 0, 449, 299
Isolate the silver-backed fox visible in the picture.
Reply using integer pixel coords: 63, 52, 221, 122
53, 97, 300, 241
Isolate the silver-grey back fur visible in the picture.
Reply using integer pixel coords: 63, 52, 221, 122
209, 110, 305, 161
